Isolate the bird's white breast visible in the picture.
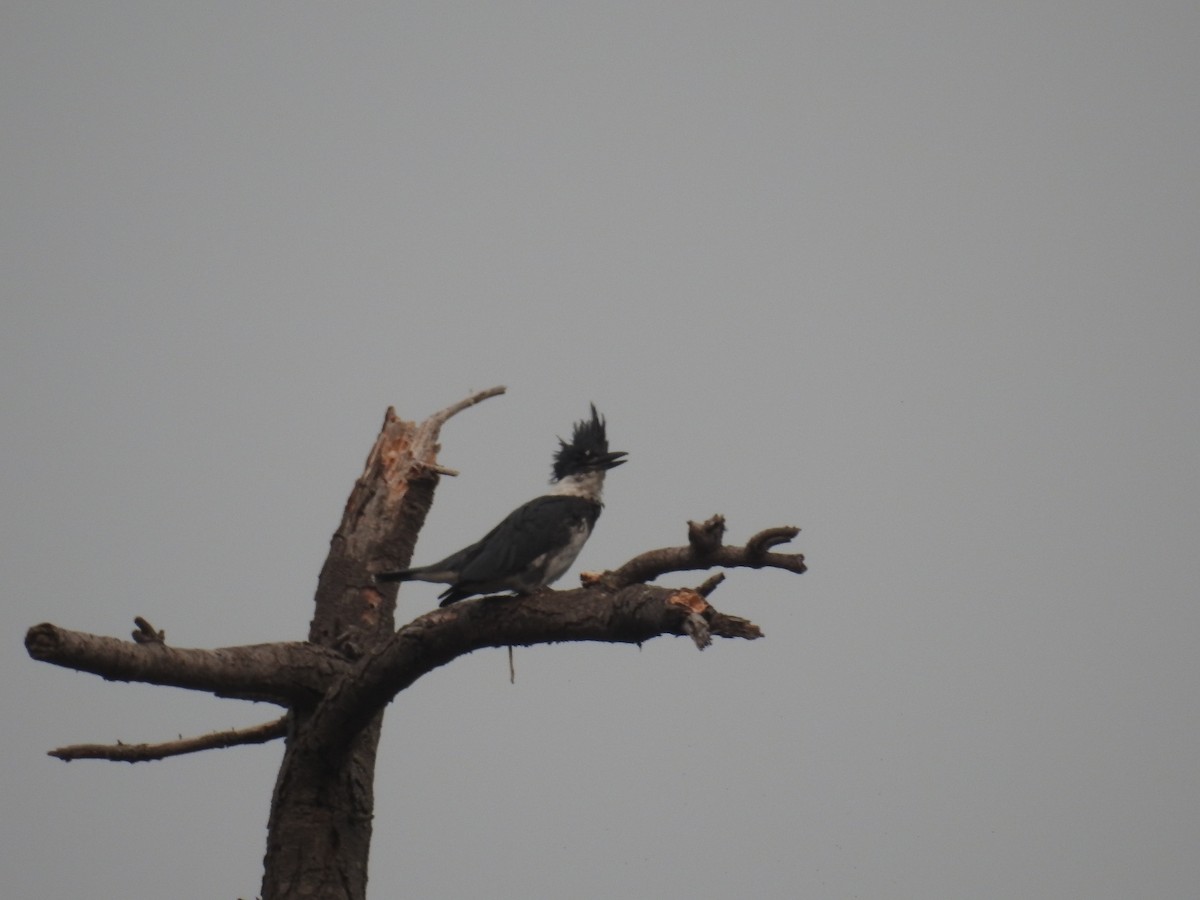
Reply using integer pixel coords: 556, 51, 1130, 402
536, 519, 593, 587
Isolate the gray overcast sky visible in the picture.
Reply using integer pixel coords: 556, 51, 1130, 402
3, 3, 1198, 898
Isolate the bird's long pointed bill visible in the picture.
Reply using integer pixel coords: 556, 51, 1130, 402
602, 451, 628, 469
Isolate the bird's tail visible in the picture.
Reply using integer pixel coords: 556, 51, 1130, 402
374, 569, 416, 583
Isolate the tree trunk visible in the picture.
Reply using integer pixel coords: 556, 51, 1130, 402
259, 406, 439, 900
260, 711, 383, 898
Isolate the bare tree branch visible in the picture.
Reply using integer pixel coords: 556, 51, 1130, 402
25, 622, 346, 706
371, 386, 508, 477
419, 385, 507, 435
745, 526, 803, 557
49, 717, 289, 763
603, 518, 807, 588
409, 385, 507, 476
304, 582, 766, 752
25, 515, 798, 752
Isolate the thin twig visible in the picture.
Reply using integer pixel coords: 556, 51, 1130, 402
49, 716, 289, 763
425, 385, 507, 430
131, 616, 165, 644
411, 385, 507, 464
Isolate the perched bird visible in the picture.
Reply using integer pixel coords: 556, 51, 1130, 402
375, 405, 626, 606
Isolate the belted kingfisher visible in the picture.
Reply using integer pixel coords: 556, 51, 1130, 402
375, 405, 626, 606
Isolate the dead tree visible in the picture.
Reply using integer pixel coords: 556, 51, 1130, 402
24, 387, 806, 899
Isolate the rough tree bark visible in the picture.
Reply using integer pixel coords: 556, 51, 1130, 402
24, 388, 806, 900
